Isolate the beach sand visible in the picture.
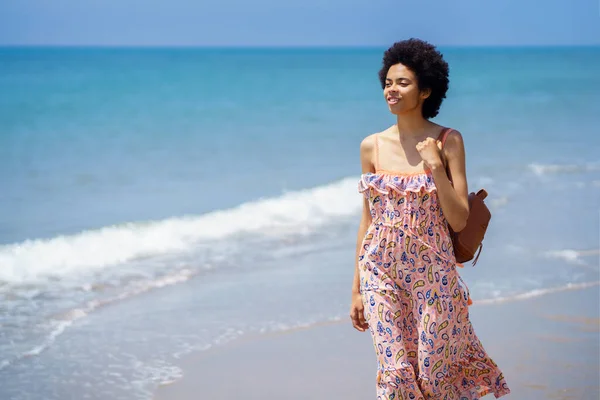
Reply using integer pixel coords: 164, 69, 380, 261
154, 284, 600, 400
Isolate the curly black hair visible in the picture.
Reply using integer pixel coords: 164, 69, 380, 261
378, 38, 449, 119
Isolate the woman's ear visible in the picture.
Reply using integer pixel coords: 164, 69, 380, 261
420, 87, 432, 100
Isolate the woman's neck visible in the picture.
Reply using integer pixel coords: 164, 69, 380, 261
394, 115, 432, 139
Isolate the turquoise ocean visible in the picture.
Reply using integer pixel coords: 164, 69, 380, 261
1, 46, 599, 399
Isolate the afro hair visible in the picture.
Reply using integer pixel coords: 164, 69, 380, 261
378, 38, 449, 119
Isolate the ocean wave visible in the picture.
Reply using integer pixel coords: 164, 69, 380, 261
528, 162, 600, 176
474, 281, 600, 305
488, 196, 509, 209
0, 177, 361, 285
544, 249, 599, 266
0, 269, 196, 371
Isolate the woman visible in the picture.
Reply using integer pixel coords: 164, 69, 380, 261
350, 38, 510, 399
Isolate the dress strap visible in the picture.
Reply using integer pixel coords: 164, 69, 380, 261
438, 127, 454, 148
373, 134, 380, 171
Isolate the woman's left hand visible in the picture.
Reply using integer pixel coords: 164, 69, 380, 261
416, 137, 444, 170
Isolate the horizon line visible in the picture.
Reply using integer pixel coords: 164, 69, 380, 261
1, 43, 599, 50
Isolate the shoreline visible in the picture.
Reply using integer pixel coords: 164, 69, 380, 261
154, 283, 600, 400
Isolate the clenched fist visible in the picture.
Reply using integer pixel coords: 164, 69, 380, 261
416, 137, 444, 170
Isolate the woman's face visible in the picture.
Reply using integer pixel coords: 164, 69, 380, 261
383, 63, 430, 116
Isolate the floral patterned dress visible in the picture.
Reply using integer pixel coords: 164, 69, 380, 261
357, 129, 510, 399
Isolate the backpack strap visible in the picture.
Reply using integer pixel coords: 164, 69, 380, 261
438, 127, 454, 172
472, 243, 483, 267
437, 127, 454, 148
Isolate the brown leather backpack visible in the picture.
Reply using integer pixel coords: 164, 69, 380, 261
439, 128, 491, 266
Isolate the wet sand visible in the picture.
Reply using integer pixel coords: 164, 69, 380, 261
155, 284, 600, 400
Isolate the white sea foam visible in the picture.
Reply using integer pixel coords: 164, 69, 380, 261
0, 269, 196, 371
544, 249, 600, 266
0, 177, 362, 285
474, 281, 600, 305
528, 162, 600, 176
489, 196, 509, 209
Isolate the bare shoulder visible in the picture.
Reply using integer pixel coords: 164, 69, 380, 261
445, 129, 464, 144
359, 131, 384, 173
361, 126, 395, 150
360, 133, 377, 154
444, 129, 466, 156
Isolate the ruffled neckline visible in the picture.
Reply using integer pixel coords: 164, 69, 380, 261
358, 170, 437, 195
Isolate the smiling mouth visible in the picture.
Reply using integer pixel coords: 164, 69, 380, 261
387, 97, 399, 104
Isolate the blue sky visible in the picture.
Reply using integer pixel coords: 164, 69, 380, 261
1, 0, 598, 46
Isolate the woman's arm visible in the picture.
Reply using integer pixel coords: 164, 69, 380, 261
352, 136, 375, 294
352, 197, 372, 294
429, 130, 470, 232
350, 135, 374, 332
